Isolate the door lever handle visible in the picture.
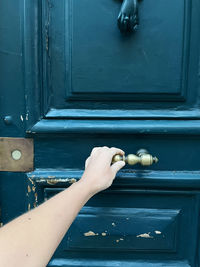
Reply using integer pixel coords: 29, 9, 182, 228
112, 149, 158, 166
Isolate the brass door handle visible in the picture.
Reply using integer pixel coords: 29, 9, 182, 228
112, 149, 158, 166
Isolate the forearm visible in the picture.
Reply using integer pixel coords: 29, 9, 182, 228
0, 179, 92, 267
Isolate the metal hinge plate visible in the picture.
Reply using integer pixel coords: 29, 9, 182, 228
0, 137, 34, 172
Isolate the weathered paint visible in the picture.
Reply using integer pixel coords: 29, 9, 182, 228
0, 0, 200, 266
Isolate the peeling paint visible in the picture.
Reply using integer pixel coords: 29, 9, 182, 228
155, 230, 162, 234
28, 177, 34, 185
84, 231, 99, 237
68, 178, 77, 184
116, 238, 124, 243
34, 193, 38, 202
136, 232, 153, 238
32, 186, 36, 192
37, 178, 77, 184
47, 180, 58, 185
48, 176, 55, 179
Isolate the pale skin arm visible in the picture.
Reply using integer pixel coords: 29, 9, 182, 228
0, 146, 125, 267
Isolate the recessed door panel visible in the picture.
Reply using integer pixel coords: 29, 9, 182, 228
45, 0, 200, 113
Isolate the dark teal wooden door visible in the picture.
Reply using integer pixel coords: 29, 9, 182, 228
1, 0, 200, 266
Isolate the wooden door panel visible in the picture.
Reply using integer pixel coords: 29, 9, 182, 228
43, 0, 200, 114
1, 0, 200, 266
32, 134, 200, 171
68, 0, 186, 97
26, 174, 198, 266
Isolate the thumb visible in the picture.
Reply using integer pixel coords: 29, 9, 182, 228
111, 160, 125, 174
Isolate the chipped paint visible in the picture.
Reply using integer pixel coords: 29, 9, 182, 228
126, 217, 130, 220
37, 178, 77, 184
34, 193, 38, 203
84, 231, 99, 237
47, 180, 58, 185
27, 185, 31, 193
28, 204, 31, 210
20, 115, 24, 121
136, 232, 153, 238
101, 232, 106, 236
48, 176, 55, 179
69, 178, 77, 184
32, 186, 36, 192
112, 222, 116, 227
155, 230, 162, 234
0, 222, 3, 227
28, 177, 34, 185
26, 113, 29, 120
37, 179, 47, 183
116, 238, 124, 243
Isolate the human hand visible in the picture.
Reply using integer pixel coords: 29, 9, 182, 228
80, 146, 125, 195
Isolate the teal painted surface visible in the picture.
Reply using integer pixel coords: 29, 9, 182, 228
1, 0, 200, 266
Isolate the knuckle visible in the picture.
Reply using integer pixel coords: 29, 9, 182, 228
110, 147, 118, 150
91, 147, 100, 153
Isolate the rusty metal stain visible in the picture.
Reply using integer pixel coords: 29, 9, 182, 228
0, 137, 34, 172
